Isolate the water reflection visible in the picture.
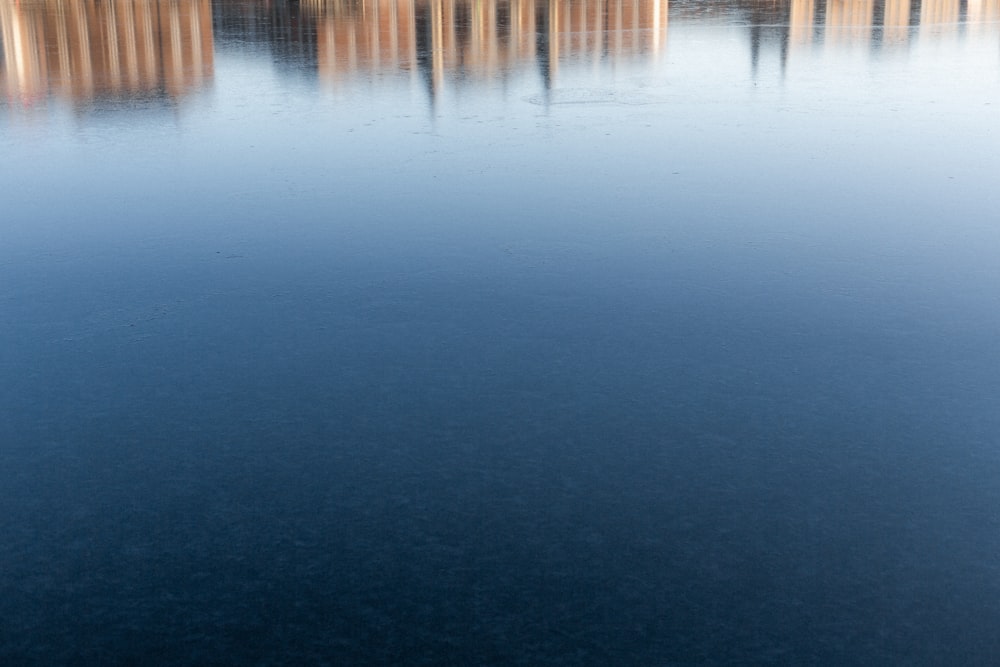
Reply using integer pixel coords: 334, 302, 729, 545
2, 0, 999, 664
312, 0, 665, 87
0, 0, 213, 109
2, 0, 996, 110
743, 0, 999, 75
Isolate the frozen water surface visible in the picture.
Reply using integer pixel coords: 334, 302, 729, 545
2, 0, 1000, 663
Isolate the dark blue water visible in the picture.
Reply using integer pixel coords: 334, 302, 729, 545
2, 0, 1000, 663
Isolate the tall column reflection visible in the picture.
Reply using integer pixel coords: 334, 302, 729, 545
0, 0, 213, 108
881, 0, 913, 44
825, 0, 877, 47
789, 0, 816, 46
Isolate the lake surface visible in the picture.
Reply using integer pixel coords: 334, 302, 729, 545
2, 0, 999, 663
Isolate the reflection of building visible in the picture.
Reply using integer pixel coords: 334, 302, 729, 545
211, 0, 998, 96
825, 0, 876, 46
788, 0, 816, 45
302, 0, 668, 93
742, 0, 999, 75
6, 0, 992, 108
308, 0, 418, 85
920, 0, 961, 26
765, 0, 1000, 55
880, 0, 913, 44
966, 0, 1000, 34
0, 0, 213, 107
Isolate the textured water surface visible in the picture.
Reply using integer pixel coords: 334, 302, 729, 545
2, 0, 1000, 663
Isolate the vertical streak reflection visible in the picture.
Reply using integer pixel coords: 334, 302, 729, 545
305, 0, 668, 90
0, 0, 213, 109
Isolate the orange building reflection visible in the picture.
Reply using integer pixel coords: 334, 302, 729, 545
0, 0, 213, 108
302, 0, 668, 90
967, 0, 1000, 35
753, 0, 999, 75
881, 0, 912, 44
825, 0, 876, 46
788, 0, 816, 45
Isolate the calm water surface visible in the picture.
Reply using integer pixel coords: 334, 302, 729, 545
2, 0, 1000, 663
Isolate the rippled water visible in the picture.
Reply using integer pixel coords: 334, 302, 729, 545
2, 0, 1000, 663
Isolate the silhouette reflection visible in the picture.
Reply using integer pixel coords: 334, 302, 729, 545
0, 0, 213, 109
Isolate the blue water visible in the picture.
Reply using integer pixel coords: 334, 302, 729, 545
2, 0, 1000, 663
